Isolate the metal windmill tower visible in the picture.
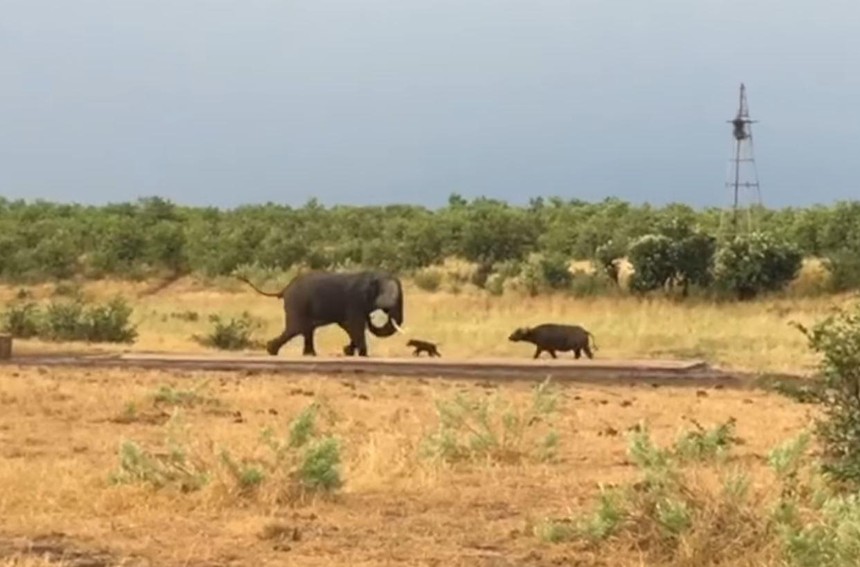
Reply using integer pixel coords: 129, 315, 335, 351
721, 83, 763, 236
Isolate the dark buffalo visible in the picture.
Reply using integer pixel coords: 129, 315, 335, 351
508, 323, 598, 360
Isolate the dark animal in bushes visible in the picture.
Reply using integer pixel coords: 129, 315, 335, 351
508, 323, 598, 360
237, 271, 405, 357
406, 338, 441, 357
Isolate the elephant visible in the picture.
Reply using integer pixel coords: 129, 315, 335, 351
236, 270, 405, 357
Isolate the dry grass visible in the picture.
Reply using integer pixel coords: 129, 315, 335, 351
0, 366, 814, 566
1, 270, 854, 374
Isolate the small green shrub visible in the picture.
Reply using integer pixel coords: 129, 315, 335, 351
151, 381, 219, 409
823, 250, 860, 293
1, 301, 42, 338
83, 296, 139, 343
195, 312, 262, 350
219, 450, 266, 494
673, 417, 741, 463
519, 254, 573, 294
412, 269, 443, 292
110, 414, 210, 492
256, 402, 344, 496
536, 419, 751, 560
298, 437, 343, 492
422, 378, 561, 465
41, 298, 87, 340
111, 402, 344, 500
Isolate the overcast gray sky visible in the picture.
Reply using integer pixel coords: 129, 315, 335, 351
1, 0, 858, 209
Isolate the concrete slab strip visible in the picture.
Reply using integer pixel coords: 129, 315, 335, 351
0, 351, 727, 385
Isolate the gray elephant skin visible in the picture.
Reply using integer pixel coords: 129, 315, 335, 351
237, 271, 405, 357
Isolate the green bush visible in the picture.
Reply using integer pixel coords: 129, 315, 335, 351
714, 232, 803, 300
195, 312, 262, 350
1, 300, 42, 338
83, 296, 139, 343
794, 305, 860, 487
41, 295, 138, 343
536, 420, 750, 556
823, 250, 860, 292
627, 234, 676, 293
519, 253, 573, 295
626, 225, 716, 295
412, 269, 443, 292
1, 294, 138, 343
2, 195, 860, 301
110, 413, 210, 492
113, 402, 344, 500
422, 378, 561, 465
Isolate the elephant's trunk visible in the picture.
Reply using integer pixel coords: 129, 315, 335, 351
367, 316, 398, 337
367, 289, 404, 338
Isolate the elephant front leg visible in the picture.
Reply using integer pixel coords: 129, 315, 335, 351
344, 318, 369, 357
301, 329, 317, 356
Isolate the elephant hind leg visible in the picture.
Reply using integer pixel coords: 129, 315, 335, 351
267, 326, 302, 356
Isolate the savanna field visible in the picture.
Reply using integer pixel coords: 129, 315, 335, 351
1, 256, 858, 567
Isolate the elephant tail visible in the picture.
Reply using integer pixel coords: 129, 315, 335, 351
587, 332, 599, 351
236, 275, 288, 299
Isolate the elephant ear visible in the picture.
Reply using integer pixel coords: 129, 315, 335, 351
374, 277, 400, 310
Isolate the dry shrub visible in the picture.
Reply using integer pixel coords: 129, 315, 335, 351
110, 402, 343, 507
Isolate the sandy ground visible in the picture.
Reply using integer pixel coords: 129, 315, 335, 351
0, 365, 814, 567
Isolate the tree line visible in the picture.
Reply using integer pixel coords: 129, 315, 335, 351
1, 194, 859, 298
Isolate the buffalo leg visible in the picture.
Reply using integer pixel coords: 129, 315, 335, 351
583, 345, 594, 359
549, 350, 557, 359
574, 348, 581, 359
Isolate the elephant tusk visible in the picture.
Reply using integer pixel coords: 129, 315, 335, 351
391, 320, 406, 334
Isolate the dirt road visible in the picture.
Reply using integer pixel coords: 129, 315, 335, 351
0, 351, 754, 388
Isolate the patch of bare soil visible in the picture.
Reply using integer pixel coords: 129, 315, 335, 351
0, 533, 146, 567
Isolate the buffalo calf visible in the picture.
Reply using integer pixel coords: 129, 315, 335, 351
407, 338, 441, 357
